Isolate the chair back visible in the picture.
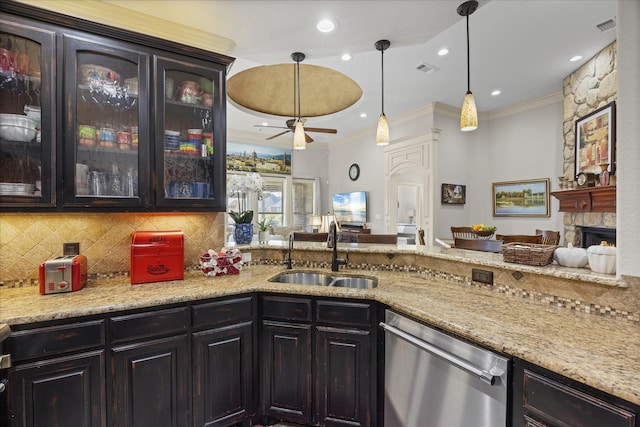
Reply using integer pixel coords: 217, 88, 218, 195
292, 232, 328, 242
357, 234, 397, 244
451, 226, 476, 239
495, 234, 543, 244
535, 229, 560, 245
454, 238, 503, 253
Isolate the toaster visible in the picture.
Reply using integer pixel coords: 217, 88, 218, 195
39, 255, 88, 295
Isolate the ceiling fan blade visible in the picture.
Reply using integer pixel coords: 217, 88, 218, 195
266, 130, 291, 140
254, 125, 288, 130
304, 133, 314, 143
304, 127, 337, 134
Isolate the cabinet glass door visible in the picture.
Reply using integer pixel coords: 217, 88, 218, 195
63, 35, 150, 207
155, 57, 226, 210
0, 21, 55, 208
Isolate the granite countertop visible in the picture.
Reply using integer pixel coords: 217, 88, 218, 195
0, 264, 638, 407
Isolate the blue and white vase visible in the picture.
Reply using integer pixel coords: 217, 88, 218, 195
234, 223, 254, 245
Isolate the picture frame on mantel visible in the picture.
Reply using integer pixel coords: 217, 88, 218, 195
492, 178, 550, 217
441, 183, 466, 204
575, 101, 616, 177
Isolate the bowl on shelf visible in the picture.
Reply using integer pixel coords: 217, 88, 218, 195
0, 114, 38, 142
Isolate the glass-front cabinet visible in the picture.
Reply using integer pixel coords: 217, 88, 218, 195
0, 2, 232, 212
63, 35, 150, 208
154, 57, 226, 209
0, 20, 55, 207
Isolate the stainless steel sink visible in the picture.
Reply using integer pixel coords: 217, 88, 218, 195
270, 272, 334, 286
269, 272, 377, 288
331, 277, 377, 289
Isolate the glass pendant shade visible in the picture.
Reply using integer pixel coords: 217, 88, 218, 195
460, 91, 478, 131
293, 120, 306, 150
376, 114, 390, 146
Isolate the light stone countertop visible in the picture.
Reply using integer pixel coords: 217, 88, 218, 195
0, 264, 638, 407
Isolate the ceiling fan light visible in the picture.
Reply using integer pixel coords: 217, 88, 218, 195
293, 120, 306, 150
376, 114, 390, 146
460, 91, 478, 132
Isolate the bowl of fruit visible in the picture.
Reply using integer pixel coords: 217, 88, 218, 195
471, 224, 496, 239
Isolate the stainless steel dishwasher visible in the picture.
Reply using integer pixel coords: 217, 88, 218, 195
380, 310, 509, 427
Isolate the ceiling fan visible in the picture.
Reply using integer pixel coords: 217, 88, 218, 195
254, 118, 337, 143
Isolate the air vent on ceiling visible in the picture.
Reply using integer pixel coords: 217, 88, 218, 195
596, 17, 616, 32
415, 62, 439, 74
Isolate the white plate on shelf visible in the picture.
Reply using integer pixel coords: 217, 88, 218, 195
0, 182, 35, 196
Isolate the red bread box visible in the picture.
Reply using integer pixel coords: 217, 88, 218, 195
130, 230, 184, 284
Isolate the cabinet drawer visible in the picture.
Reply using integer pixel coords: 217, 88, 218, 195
261, 295, 312, 322
8, 320, 105, 362
523, 369, 635, 427
192, 295, 254, 329
315, 300, 371, 328
110, 306, 188, 344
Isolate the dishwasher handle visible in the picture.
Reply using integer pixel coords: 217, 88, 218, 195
380, 321, 498, 386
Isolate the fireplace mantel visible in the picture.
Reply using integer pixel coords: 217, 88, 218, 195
551, 186, 616, 213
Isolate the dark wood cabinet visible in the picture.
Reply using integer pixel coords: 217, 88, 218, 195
315, 327, 371, 427
513, 358, 637, 427
3, 320, 106, 427
191, 296, 256, 427
259, 295, 375, 426
551, 186, 616, 213
111, 335, 190, 427
7, 350, 106, 427
0, 2, 233, 212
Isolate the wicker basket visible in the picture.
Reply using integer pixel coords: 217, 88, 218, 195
501, 242, 558, 266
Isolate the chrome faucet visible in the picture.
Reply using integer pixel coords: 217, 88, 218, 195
283, 232, 293, 269
329, 221, 347, 272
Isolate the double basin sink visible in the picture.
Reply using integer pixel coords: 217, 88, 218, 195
269, 271, 377, 289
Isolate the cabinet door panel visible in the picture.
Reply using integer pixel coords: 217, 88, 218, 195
62, 34, 150, 208
192, 321, 253, 427
261, 320, 312, 424
0, 17, 56, 208
7, 350, 105, 427
154, 56, 227, 210
111, 335, 189, 427
315, 326, 371, 427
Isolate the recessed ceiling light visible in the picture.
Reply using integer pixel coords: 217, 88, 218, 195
317, 19, 336, 33
438, 48, 449, 56
360, 113, 367, 118
491, 90, 501, 96
261, 122, 268, 126
570, 55, 583, 62
341, 53, 352, 61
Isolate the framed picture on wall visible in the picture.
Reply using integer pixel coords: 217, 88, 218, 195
575, 101, 616, 177
441, 183, 466, 204
492, 178, 550, 217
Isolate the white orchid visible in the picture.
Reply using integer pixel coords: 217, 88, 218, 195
227, 173, 264, 223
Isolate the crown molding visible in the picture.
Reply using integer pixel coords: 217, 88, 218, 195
14, 0, 235, 54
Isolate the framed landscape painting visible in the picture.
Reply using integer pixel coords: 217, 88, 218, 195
492, 178, 550, 217
575, 101, 615, 177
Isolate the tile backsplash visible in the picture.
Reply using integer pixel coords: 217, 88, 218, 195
0, 212, 224, 285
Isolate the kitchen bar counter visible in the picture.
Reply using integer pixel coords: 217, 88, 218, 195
1, 263, 638, 407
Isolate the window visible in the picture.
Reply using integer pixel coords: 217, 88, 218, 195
258, 178, 285, 227
226, 173, 317, 231
292, 178, 316, 231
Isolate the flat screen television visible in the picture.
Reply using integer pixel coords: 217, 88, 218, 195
332, 191, 367, 223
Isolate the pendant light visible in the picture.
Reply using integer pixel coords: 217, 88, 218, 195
375, 39, 390, 146
458, 0, 479, 132
292, 52, 306, 150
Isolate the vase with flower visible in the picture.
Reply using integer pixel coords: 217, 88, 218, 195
227, 173, 264, 244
